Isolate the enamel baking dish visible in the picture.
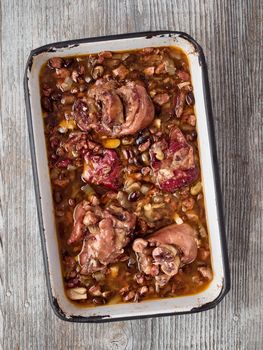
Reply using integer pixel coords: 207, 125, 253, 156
24, 31, 230, 322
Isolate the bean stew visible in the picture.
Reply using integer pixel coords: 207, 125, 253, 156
39, 47, 212, 306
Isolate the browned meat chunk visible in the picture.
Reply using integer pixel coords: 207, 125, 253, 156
150, 127, 198, 192
73, 80, 154, 137
133, 223, 197, 289
148, 223, 198, 264
68, 200, 136, 273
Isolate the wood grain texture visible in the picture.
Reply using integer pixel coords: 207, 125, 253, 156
0, 0, 262, 349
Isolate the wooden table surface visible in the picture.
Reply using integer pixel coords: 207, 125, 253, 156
1, 0, 262, 349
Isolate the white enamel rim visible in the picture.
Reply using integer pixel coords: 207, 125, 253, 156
25, 32, 229, 321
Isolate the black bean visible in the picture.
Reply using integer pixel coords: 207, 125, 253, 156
133, 157, 144, 166
41, 96, 52, 112
186, 91, 195, 106
139, 73, 146, 81
47, 115, 58, 127
54, 191, 62, 203
63, 58, 74, 67
186, 131, 197, 141
92, 297, 105, 305
42, 84, 52, 97
128, 257, 136, 267
136, 134, 150, 146
154, 104, 162, 115
114, 212, 126, 221
128, 191, 141, 202
51, 92, 62, 101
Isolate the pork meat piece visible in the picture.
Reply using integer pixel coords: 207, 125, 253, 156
132, 223, 198, 288
149, 127, 198, 192
114, 81, 154, 136
73, 79, 154, 137
68, 200, 136, 274
82, 148, 122, 191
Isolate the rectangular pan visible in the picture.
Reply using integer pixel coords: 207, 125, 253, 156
24, 31, 230, 322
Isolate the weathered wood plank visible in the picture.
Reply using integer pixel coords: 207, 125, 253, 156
0, 0, 262, 349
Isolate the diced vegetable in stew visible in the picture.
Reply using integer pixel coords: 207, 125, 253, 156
39, 46, 212, 306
